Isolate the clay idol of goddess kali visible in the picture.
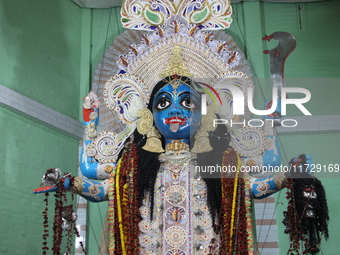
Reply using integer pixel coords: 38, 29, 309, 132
34, 0, 329, 254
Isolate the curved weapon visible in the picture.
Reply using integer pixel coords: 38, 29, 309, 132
263, 31, 297, 98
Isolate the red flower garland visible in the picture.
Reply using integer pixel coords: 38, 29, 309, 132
119, 142, 140, 254
41, 173, 86, 255
220, 148, 251, 254
42, 193, 49, 255
108, 142, 140, 254
286, 178, 301, 254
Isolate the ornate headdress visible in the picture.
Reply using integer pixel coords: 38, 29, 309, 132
88, 0, 258, 163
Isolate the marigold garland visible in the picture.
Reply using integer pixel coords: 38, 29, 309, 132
229, 155, 241, 250
115, 158, 127, 255
244, 176, 254, 255
108, 166, 117, 255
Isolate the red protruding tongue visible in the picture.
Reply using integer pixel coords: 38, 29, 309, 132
170, 123, 180, 132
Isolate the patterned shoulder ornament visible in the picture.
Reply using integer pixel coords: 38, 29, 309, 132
88, 0, 267, 162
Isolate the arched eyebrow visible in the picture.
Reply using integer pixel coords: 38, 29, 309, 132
155, 91, 173, 98
178, 91, 190, 97
178, 91, 200, 102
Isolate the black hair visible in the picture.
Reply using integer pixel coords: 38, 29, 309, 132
134, 78, 167, 217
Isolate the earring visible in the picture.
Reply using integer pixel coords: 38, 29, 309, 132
137, 108, 165, 153
191, 104, 218, 153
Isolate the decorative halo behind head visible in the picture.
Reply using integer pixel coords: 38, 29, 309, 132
89, 0, 257, 159
213, 71, 254, 121
104, 74, 148, 123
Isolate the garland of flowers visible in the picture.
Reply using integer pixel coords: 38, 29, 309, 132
107, 142, 140, 254
115, 157, 127, 255
229, 157, 240, 250
108, 165, 117, 255
220, 148, 237, 254
65, 204, 74, 253
52, 178, 67, 254
220, 148, 251, 254
42, 193, 49, 255
285, 177, 301, 254
244, 176, 254, 254
120, 142, 140, 254
40, 171, 86, 255
234, 157, 250, 254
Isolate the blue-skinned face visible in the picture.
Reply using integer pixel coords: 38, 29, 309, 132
152, 82, 201, 140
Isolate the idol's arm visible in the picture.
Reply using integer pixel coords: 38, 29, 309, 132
33, 169, 109, 202
249, 154, 313, 199
72, 176, 109, 202
34, 92, 113, 202
250, 173, 286, 199
241, 100, 282, 170
80, 92, 116, 180
75, 92, 114, 201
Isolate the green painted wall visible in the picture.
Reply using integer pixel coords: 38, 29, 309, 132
0, 108, 79, 254
91, 7, 124, 79
0, 0, 82, 120
0, 0, 82, 254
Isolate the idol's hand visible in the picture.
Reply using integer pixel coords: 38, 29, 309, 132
83, 91, 100, 140
32, 168, 71, 194
288, 154, 313, 177
33, 178, 70, 194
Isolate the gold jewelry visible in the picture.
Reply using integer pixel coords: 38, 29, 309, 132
192, 104, 218, 153
273, 172, 287, 190
104, 165, 114, 173
137, 108, 165, 153
71, 176, 84, 194
165, 140, 189, 152
159, 45, 194, 78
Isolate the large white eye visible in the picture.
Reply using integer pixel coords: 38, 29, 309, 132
156, 98, 171, 110
181, 98, 196, 109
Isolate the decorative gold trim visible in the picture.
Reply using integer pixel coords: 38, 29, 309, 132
165, 140, 189, 152
159, 45, 194, 78
192, 104, 218, 153
137, 108, 165, 153
72, 176, 84, 194
273, 172, 287, 190
104, 165, 114, 173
